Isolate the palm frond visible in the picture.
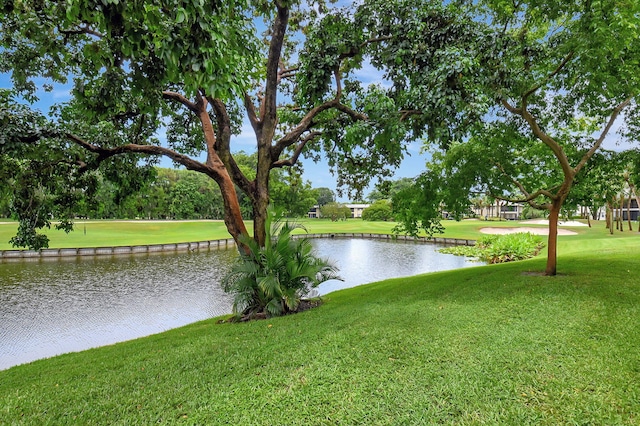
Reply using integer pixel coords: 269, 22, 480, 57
257, 275, 281, 300
265, 298, 284, 316
222, 204, 341, 319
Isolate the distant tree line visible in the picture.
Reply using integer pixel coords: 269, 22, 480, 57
91, 167, 328, 220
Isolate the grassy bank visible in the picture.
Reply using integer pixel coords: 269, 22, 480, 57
1, 221, 639, 424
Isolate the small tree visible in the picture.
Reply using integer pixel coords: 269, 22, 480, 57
319, 202, 351, 221
373, 0, 640, 275
367, 178, 414, 203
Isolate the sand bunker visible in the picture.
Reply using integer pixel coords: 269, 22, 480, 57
520, 219, 587, 227
480, 226, 577, 236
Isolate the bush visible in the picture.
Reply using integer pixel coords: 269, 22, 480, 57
362, 200, 393, 221
222, 207, 341, 320
440, 232, 544, 264
480, 232, 544, 263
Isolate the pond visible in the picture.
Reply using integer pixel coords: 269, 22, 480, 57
0, 238, 481, 370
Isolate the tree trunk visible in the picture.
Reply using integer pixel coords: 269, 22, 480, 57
545, 199, 561, 276
251, 126, 277, 247
627, 195, 633, 231
218, 174, 250, 248
197, 103, 250, 251
251, 188, 270, 247
618, 198, 624, 231
631, 186, 640, 232
586, 207, 591, 227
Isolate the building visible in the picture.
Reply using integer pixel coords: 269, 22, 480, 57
613, 199, 640, 221
347, 204, 369, 218
308, 203, 370, 219
470, 201, 524, 220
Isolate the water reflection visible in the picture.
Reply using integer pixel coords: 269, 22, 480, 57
0, 250, 236, 370
0, 238, 480, 370
313, 238, 479, 294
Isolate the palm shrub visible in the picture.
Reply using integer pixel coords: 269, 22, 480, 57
222, 207, 340, 320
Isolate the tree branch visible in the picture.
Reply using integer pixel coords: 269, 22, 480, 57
271, 131, 322, 168
504, 99, 573, 178
399, 109, 423, 121
494, 161, 530, 199
64, 133, 218, 178
272, 98, 367, 159
337, 35, 393, 61
522, 51, 574, 102
334, 102, 367, 121
501, 99, 521, 115
60, 25, 103, 38
244, 92, 261, 134
277, 61, 299, 82
209, 99, 253, 195
162, 91, 199, 114
494, 161, 558, 201
574, 96, 634, 175
491, 192, 550, 210
279, 67, 299, 80
261, 3, 289, 130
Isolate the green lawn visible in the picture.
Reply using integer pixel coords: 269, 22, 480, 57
1, 219, 639, 424
0, 220, 235, 250
0, 218, 404, 250
0, 217, 566, 250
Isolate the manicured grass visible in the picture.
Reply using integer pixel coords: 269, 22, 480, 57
0, 220, 234, 250
0, 217, 587, 250
1, 219, 640, 424
0, 218, 401, 250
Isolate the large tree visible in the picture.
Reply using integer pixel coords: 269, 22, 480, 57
381, 0, 640, 275
0, 0, 415, 250
1, 0, 259, 248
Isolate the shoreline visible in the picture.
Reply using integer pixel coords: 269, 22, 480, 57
0, 233, 477, 261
